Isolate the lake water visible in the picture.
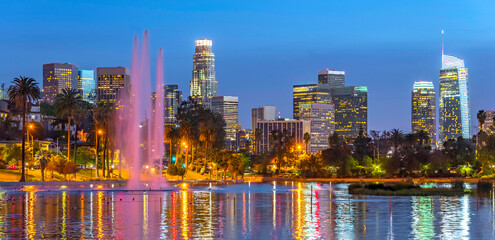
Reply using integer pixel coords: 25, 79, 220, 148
0, 182, 494, 239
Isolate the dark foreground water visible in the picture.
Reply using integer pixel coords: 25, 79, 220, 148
0, 182, 494, 239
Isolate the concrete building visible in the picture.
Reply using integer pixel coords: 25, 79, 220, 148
251, 105, 277, 131
96, 67, 130, 106
212, 96, 241, 147
42, 63, 78, 104
481, 110, 495, 134
256, 119, 310, 153
318, 69, 345, 87
299, 103, 335, 153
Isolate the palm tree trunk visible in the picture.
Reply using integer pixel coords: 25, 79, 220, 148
19, 105, 26, 182
102, 137, 106, 178
67, 116, 71, 164
73, 124, 78, 179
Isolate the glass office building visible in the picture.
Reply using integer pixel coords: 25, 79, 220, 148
292, 84, 332, 119
212, 96, 241, 147
411, 81, 436, 143
78, 70, 95, 103
190, 39, 217, 108
439, 55, 470, 143
331, 86, 368, 139
96, 67, 130, 106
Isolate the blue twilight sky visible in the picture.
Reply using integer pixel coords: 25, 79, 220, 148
1, 0, 495, 133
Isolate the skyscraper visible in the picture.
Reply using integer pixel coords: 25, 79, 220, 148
164, 84, 182, 127
212, 96, 241, 147
439, 54, 470, 143
256, 119, 310, 153
96, 67, 130, 105
332, 86, 368, 138
293, 84, 332, 119
411, 81, 436, 143
251, 105, 277, 131
299, 103, 335, 153
318, 69, 345, 87
42, 63, 78, 104
78, 69, 95, 103
482, 110, 495, 135
190, 39, 217, 108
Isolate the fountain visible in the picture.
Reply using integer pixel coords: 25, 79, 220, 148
116, 31, 167, 190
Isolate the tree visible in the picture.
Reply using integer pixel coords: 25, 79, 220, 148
54, 88, 83, 168
8, 76, 40, 182
389, 128, 403, 153
165, 126, 181, 163
477, 110, 487, 157
303, 132, 311, 152
255, 128, 262, 154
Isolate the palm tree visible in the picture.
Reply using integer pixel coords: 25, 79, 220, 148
165, 126, 180, 164
416, 130, 430, 146
92, 101, 114, 177
199, 122, 214, 168
477, 110, 487, 157
54, 88, 82, 170
8, 76, 40, 182
255, 128, 262, 155
303, 132, 311, 152
389, 128, 403, 153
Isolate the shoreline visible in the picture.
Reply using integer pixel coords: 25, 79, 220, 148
0, 177, 488, 186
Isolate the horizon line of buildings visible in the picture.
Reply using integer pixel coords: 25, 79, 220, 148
3, 36, 484, 154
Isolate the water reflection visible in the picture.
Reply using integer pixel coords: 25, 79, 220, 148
0, 183, 492, 239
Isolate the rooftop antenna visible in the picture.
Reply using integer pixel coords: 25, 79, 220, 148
441, 29, 444, 56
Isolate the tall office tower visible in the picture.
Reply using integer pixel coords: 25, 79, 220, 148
299, 103, 335, 153
42, 63, 78, 104
212, 96, 241, 147
164, 85, 182, 127
256, 119, 310, 153
411, 81, 436, 143
439, 54, 470, 143
190, 39, 217, 108
482, 110, 495, 135
251, 105, 277, 131
318, 69, 345, 87
331, 86, 368, 138
96, 67, 130, 105
293, 84, 332, 119
78, 70, 95, 103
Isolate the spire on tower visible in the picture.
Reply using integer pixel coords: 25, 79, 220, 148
441, 29, 444, 56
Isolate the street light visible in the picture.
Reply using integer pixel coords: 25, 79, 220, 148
95, 129, 103, 178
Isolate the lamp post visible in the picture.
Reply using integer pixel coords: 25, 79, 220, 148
182, 142, 188, 168
95, 129, 102, 178
29, 124, 34, 166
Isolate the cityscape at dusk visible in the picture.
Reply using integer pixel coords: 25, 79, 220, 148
1, 0, 495, 239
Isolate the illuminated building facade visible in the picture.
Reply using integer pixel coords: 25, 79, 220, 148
439, 55, 470, 143
256, 119, 310, 153
236, 129, 253, 152
292, 84, 332, 119
318, 69, 345, 87
212, 96, 241, 147
190, 39, 217, 108
411, 81, 436, 143
42, 63, 78, 104
96, 67, 130, 105
164, 85, 182, 127
78, 70, 95, 103
331, 86, 368, 138
482, 110, 495, 134
299, 103, 335, 153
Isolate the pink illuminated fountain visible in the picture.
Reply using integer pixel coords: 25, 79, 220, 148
116, 31, 167, 190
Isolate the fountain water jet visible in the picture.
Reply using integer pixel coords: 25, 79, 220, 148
116, 31, 167, 190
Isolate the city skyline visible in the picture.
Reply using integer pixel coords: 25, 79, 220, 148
1, 1, 494, 133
